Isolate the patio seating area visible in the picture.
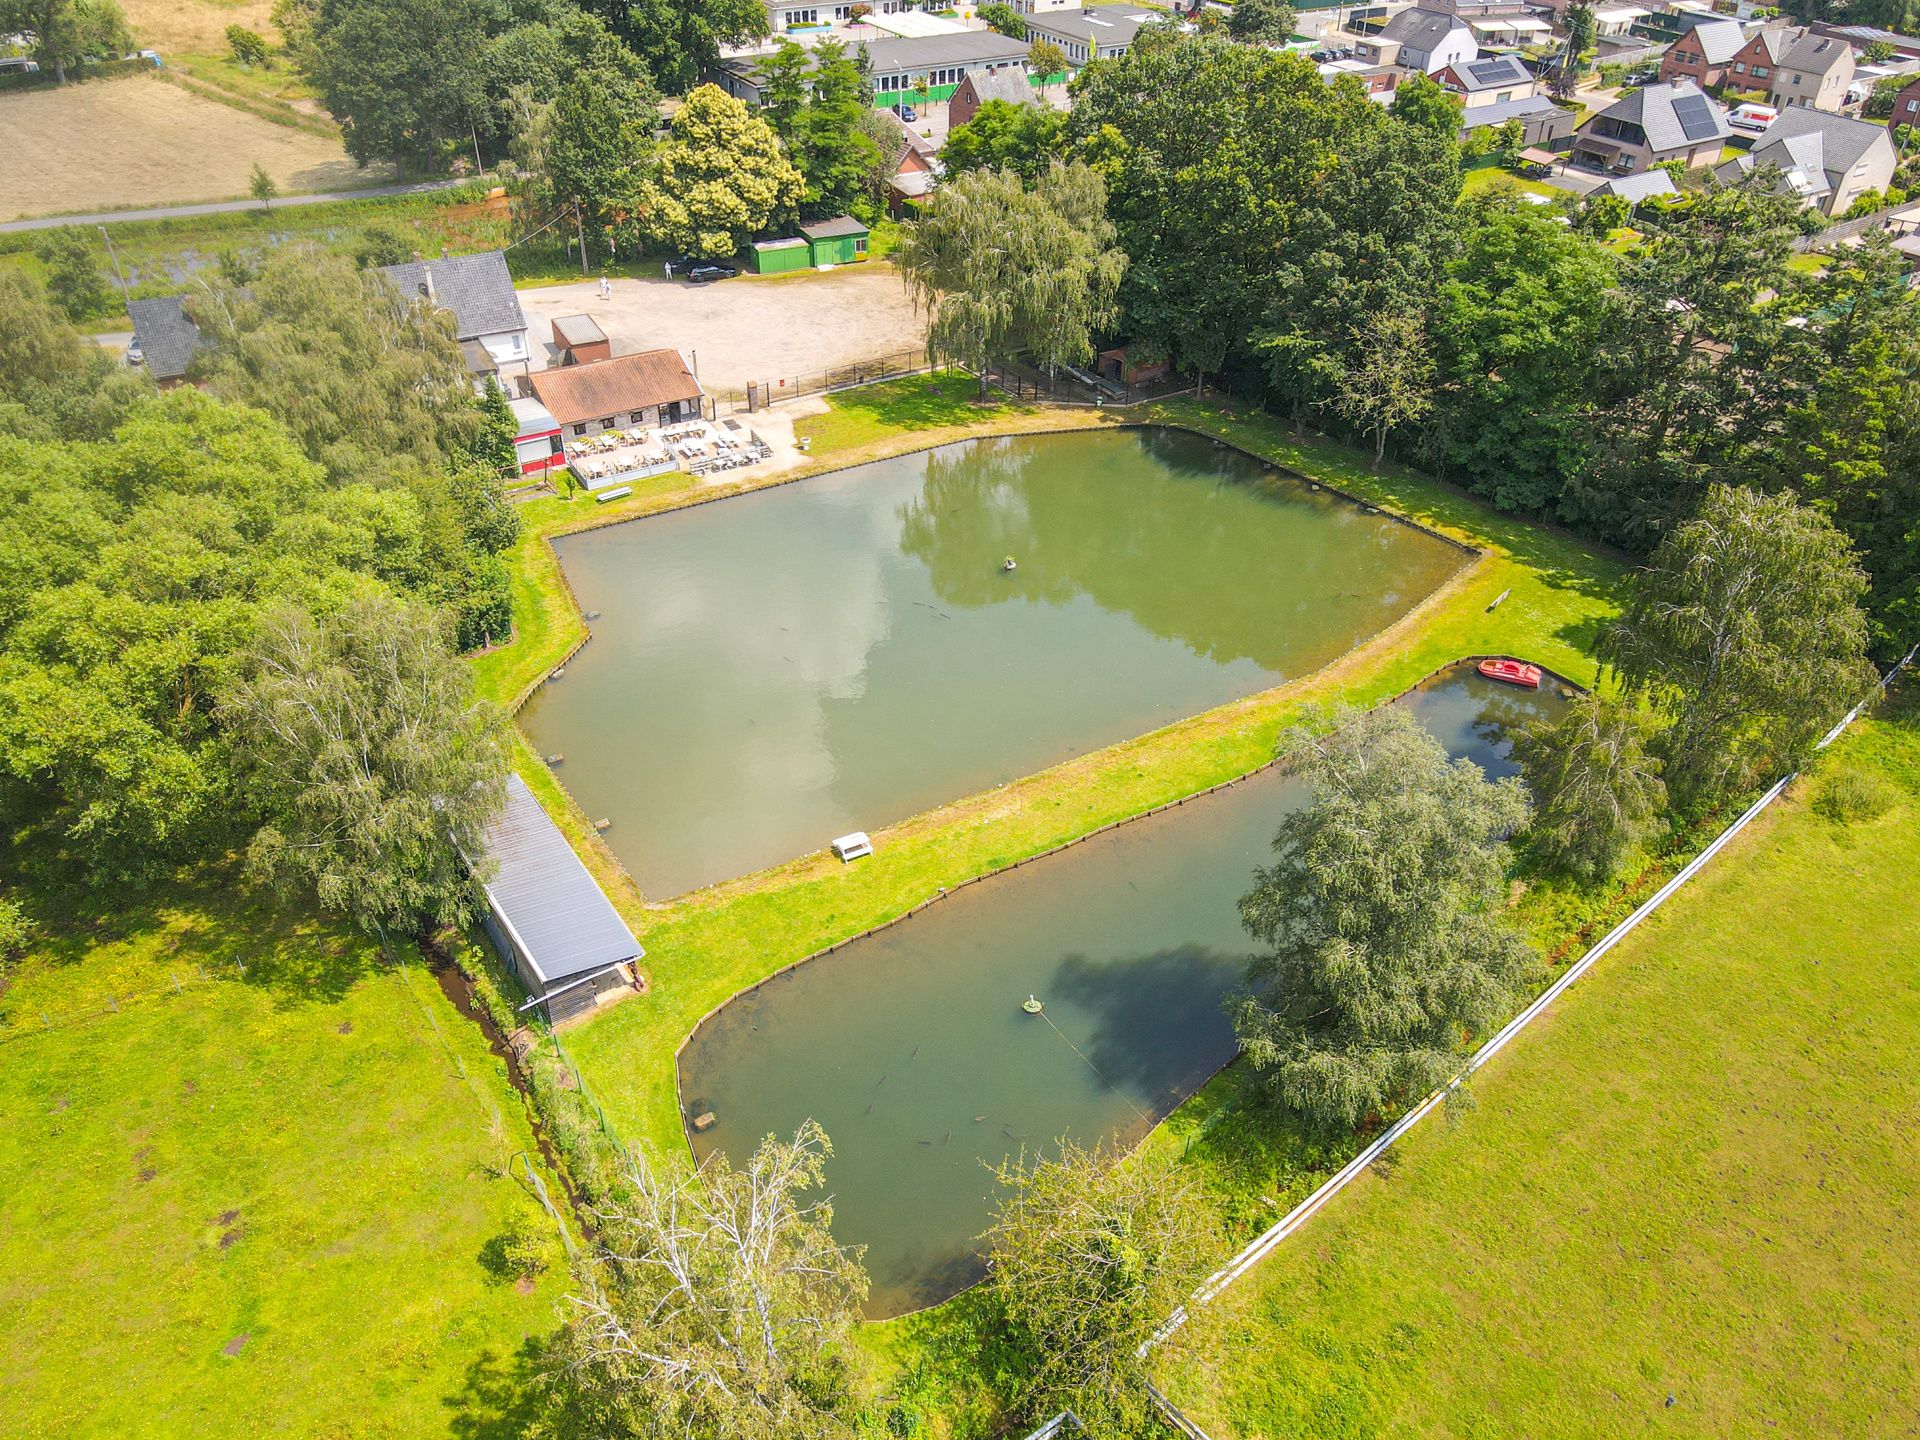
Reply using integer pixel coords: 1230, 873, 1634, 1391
566, 420, 774, 487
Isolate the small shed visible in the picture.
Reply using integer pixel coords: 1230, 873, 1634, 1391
751, 237, 812, 275
551, 313, 611, 366
474, 775, 643, 1025
798, 217, 871, 267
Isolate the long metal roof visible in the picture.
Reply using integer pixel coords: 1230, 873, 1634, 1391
477, 774, 642, 990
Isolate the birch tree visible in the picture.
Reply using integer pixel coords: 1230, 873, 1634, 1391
1515, 693, 1667, 881
222, 592, 509, 937
1235, 705, 1534, 1134
983, 1139, 1216, 1432
545, 1121, 870, 1440
895, 161, 1125, 397
1602, 484, 1876, 810
1332, 306, 1436, 468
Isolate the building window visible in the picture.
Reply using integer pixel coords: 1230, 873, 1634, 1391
1734, 61, 1745, 73
1753, 66, 1768, 78
572, 424, 588, 436
854, 236, 868, 254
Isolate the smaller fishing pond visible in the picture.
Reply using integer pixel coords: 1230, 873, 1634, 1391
678, 665, 1571, 1317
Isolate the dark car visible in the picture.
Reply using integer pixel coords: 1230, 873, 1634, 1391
672, 256, 739, 283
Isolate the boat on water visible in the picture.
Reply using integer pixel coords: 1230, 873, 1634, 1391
1478, 657, 1544, 690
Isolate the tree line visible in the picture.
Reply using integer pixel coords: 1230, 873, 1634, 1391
0, 250, 517, 942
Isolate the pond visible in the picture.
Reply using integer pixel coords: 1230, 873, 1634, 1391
677, 667, 1572, 1318
517, 428, 1469, 898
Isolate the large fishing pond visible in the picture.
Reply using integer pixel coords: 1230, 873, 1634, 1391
678, 667, 1570, 1317
518, 428, 1468, 897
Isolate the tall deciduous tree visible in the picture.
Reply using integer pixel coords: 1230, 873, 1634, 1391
638, 83, 804, 256
544, 1122, 869, 1440
1389, 70, 1464, 141
983, 1140, 1218, 1432
940, 97, 1066, 181
307, 0, 496, 169
979, 1, 1024, 38
753, 36, 812, 144
1235, 705, 1534, 1134
1228, 0, 1295, 44
1602, 484, 1877, 809
543, 70, 660, 234
0, 0, 129, 82
577, 0, 765, 95
223, 592, 508, 936
1027, 38, 1068, 97
799, 40, 880, 219
1515, 693, 1667, 881
896, 160, 1126, 397
1332, 306, 1435, 467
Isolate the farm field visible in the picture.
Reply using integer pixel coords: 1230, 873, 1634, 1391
1163, 690, 1920, 1439
0, 882, 566, 1439
0, 73, 369, 222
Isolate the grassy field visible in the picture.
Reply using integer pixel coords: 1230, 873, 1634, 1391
1161, 689, 1920, 1439
0, 882, 568, 1438
121, 0, 276, 56
0, 72, 369, 222
1460, 162, 1566, 202
469, 392, 1624, 1173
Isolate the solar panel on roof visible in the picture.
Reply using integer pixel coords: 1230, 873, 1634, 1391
1468, 59, 1516, 83
1672, 92, 1721, 141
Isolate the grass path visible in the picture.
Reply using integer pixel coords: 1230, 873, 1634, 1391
0, 887, 565, 1438
1162, 694, 1920, 1438
469, 384, 1625, 1164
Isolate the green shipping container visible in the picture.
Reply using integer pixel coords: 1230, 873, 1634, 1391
751, 238, 811, 275
798, 218, 871, 268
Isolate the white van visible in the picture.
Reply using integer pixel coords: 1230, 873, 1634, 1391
1730, 102, 1779, 133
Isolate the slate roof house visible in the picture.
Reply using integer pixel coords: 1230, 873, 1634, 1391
474, 774, 643, 1025
1657, 18, 1747, 89
527, 348, 706, 439
126, 250, 529, 388
1571, 80, 1730, 173
948, 64, 1036, 129
1434, 54, 1539, 108
1357, 6, 1479, 73
1725, 23, 1793, 93
1713, 106, 1896, 215
1767, 29, 1855, 111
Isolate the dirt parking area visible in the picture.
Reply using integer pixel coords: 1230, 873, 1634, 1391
516, 266, 927, 395
0, 74, 366, 221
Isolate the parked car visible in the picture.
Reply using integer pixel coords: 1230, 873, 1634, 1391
900, 104, 918, 122
669, 256, 739, 282
686, 265, 735, 285
124, 338, 143, 367
1729, 102, 1778, 133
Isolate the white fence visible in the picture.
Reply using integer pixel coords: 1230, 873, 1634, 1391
1142, 646, 1916, 1419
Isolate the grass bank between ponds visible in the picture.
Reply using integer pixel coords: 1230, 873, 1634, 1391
471, 391, 1626, 1160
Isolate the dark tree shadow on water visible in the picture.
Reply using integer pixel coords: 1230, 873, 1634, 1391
446, 1334, 553, 1440
1048, 946, 1249, 1113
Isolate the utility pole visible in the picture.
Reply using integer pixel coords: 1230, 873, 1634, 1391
98, 225, 130, 302
575, 203, 589, 276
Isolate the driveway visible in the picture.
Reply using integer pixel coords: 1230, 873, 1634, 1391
515, 265, 926, 395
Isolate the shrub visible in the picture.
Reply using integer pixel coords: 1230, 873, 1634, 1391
1813, 767, 1898, 825
0, 896, 35, 971
227, 24, 270, 66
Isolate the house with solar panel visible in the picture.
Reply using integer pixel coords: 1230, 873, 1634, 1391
1569, 80, 1731, 175
472, 774, 644, 1025
1434, 55, 1540, 110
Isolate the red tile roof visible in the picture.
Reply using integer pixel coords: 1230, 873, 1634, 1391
528, 348, 702, 425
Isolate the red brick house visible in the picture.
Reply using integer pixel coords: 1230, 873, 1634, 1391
1658, 19, 1747, 89
946, 65, 1036, 130
1887, 73, 1920, 131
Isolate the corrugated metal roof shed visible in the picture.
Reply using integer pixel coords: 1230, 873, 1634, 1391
126, 295, 205, 381
478, 774, 642, 990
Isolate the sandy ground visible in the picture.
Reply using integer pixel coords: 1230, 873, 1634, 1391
0, 74, 364, 221
122, 0, 276, 54
516, 266, 927, 395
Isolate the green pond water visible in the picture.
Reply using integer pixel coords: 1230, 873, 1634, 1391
518, 428, 1467, 897
679, 668, 1571, 1317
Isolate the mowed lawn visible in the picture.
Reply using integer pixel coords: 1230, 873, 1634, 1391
0, 886, 565, 1439
1165, 694, 1920, 1438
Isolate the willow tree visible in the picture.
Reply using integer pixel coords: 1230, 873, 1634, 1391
1602, 484, 1877, 810
1515, 692, 1667, 881
895, 160, 1126, 398
1235, 705, 1534, 1134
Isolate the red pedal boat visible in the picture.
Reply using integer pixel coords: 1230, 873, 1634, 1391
1478, 658, 1544, 690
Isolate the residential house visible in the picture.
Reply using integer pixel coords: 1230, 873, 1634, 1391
1713, 105, 1896, 215
1811, 22, 1920, 61
1592, 5, 1654, 38
1320, 57, 1407, 99
527, 348, 706, 441
1356, 7, 1478, 73
1768, 29, 1854, 110
1021, 5, 1158, 68
1462, 92, 1577, 147
1434, 54, 1539, 108
1657, 18, 1746, 89
1464, 14, 1553, 48
882, 111, 942, 214
1724, 23, 1791, 95
474, 774, 643, 1026
126, 294, 208, 387
125, 248, 528, 390
507, 395, 565, 479
1570, 80, 1731, 173
948, 64, 1036, 128
1886, 72, 1920, 131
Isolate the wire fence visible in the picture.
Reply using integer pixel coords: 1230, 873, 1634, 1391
1137, 645, 1918, 1431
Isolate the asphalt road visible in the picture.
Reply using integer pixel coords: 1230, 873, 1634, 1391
0, 178, 466, 234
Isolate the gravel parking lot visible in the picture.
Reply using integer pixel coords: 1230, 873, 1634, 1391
516, 265, 927, 394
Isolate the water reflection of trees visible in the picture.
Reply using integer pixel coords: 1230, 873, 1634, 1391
895, 431, 1464, 675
